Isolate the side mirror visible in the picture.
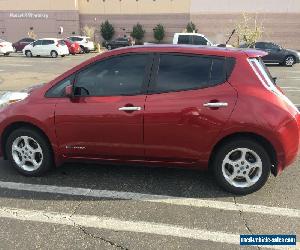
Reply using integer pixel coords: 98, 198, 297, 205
65, 85, 73, 97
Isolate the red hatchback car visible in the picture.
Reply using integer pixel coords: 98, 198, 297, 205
63, 39, 81, 55
0, 45, 299, 194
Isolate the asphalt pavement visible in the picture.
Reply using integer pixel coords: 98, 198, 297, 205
0, 52, 299, 250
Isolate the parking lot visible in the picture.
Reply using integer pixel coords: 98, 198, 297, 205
0, 53, 299, 249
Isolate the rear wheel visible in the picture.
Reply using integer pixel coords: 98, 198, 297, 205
212, 138, 271, 195
283, 55, 295, 67
6, 128, 53, 176
4, 53, 10, 56
25, 50, 32, 57
50, 50, 58, 58
80, 46, 85, 54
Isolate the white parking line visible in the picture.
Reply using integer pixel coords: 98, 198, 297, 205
0, 206, 285, 249
2, 64, 32, 67
0, 181, 299, 218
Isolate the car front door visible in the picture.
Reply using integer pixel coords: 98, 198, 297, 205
144, 54, 237, 165
54, 53, 152, 160
31, 40, 43, 55
263, 43, 282, 63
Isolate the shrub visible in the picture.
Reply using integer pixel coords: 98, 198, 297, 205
131, 23, 145, 44
186, 21, 198, 33
153, 24, 165, 43
100, 20, 115, 41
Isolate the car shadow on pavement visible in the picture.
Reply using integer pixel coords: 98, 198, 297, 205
0, 160, 233, 199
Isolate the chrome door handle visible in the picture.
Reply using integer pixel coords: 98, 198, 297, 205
118, 106, 142, 111
203, 102, 228, 108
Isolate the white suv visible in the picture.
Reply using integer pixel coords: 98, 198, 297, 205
67, 36, 94, 53
0, 39, 14, 56
23, 38, 69, 58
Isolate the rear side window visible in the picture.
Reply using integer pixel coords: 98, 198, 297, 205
58, 40, 66, 45
177, 35, 190, 44
151, 54, 227, 93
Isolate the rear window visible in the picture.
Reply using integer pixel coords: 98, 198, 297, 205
150, 54, 232, 93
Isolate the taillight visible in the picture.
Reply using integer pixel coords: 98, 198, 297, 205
0, 44, 3, 47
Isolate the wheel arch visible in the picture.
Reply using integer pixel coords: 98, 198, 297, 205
208, 132, 278, 176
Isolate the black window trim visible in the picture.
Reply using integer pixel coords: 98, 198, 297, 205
147, 52, 234, 95
45, 52, 154, 98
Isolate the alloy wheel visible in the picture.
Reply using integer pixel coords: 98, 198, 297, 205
221, 147, 263, 188
285, 56, 295, 66
11, 136, 44, 172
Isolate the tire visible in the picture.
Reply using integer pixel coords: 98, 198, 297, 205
6, 127, 53, 176
25, 50, 32, 57
283, 55, 295, 67
61, 55, 66, 58
80, 46, 85, 54
212, 138, 271, 195
50, 50, 58, 58
4, 53, 9, 56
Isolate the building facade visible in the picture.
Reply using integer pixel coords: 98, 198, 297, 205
0, 0, 299, 48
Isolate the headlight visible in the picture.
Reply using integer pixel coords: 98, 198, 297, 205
0, 92, 28, 108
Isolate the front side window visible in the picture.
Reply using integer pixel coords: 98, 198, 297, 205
151, 54, 226, 93
45, 75, 75, 98
265, 43, 279, 50
193, 36, 208, 45
34, 40, 43, 46
74, 54, 149, 97
42, 40, 54, 45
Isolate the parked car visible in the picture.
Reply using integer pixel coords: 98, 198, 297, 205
67, 36, 94, 53
105, 37, 132, 50
0, 39, 14, 56
23, 38, 69, 58
0, 45, 299, 195
173, 33, 213, 46
240, 42, 300, 67
13, 38, 35, 52
63, 39, 81, 55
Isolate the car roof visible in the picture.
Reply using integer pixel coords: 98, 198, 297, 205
174, 33, 206, 37
38, 38, 58, 41
95, 44, 267, 59
68, 36, 90, 38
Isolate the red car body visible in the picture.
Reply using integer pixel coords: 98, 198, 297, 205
0, 45, 299, 187
63, 39, 80, 55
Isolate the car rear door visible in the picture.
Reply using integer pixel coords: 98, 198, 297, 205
54, 53, 153, 160
144, 53, 237, 165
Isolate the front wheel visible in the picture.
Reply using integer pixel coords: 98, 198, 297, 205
283, 55, 295, 67
6, 128, 53, 176
212, 139, 271, 195
25, 50, 32, 57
